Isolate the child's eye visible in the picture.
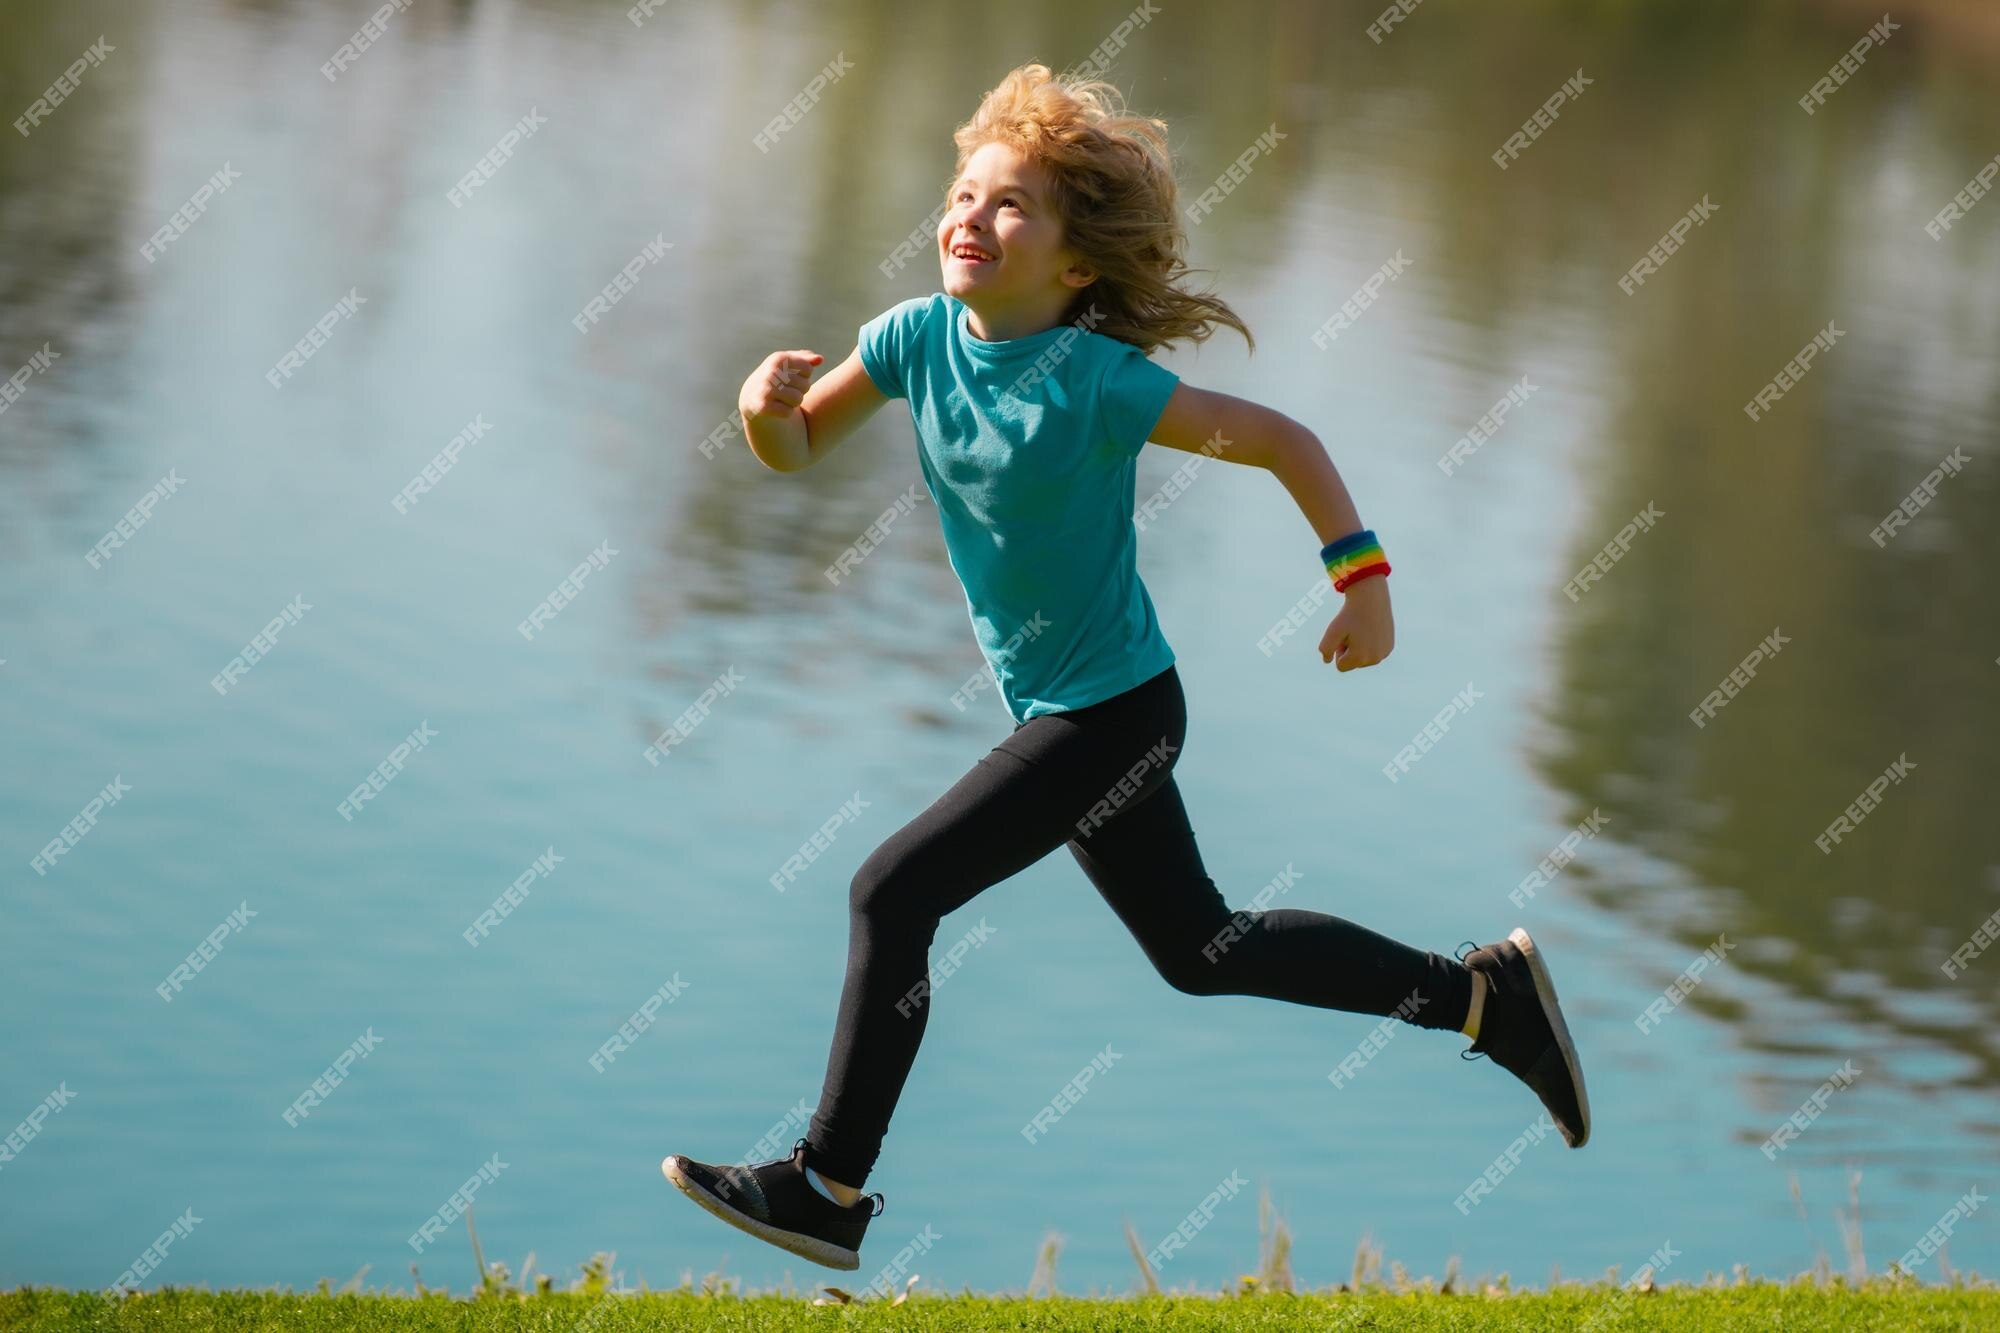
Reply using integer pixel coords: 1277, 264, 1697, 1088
952, 190, 1021, 209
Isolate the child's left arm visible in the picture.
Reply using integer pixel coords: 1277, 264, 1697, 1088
1144, 382, 1393, 673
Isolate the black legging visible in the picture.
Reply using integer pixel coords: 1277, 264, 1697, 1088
802, 663, 1474, 1188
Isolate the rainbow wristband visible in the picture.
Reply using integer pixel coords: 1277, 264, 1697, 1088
1320, 529, 1391, 592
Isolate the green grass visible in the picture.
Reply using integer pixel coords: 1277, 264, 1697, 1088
5, 1285, 2000, 1331
8, 1182, 1993, 1330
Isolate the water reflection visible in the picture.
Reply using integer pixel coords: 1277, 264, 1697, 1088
2, 0, 1998, 1290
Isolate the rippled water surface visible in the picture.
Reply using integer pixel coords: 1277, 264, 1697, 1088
3, 0, 1998, 1296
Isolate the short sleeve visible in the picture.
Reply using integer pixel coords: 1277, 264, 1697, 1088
1098, 343, 1181, 459
857, 295, 940, 400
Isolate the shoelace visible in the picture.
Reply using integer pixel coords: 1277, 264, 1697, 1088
1454, 939, 1488, 1062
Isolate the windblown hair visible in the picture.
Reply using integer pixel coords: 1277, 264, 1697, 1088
948, 63, 1254, 356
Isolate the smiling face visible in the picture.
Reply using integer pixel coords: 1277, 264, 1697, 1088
938, 141, 1095, 341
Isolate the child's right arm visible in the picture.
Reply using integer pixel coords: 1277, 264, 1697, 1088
737, 346, 888, 473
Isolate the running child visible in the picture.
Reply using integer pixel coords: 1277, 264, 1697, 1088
663, 62, 1589, 1272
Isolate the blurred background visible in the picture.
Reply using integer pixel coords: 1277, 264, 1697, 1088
3, 0, 1998, 1299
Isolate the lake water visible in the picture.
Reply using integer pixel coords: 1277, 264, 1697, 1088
4, 0, 1998, 1299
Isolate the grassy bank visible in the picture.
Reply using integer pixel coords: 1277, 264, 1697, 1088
10, 1184, 1992, 1329
5, 1285, 2000, 1331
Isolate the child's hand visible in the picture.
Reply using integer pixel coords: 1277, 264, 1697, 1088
1320, 577, 1394, 671
741, 350, 823, 421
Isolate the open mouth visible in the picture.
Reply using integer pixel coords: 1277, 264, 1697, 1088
949, 243, 996, 265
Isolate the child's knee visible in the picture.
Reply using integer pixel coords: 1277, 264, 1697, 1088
1159, 930, 1235, 996
849, 844, 922, 921
848, 852, 896, 917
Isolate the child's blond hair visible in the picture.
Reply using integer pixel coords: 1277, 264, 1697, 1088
948, 63, 1254, 356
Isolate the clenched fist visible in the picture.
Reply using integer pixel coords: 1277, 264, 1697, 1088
741, 349, 823, 422
1320, 575, 1395, 672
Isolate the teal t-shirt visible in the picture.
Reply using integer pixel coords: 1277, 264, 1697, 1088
858, 292, 1180, 724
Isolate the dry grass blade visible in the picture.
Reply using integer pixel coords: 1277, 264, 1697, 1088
1123, 1218, 1160, 1297
1787, 1170, 1832, 1286
464, 1207, 487, 1292
1255, 1183, 1296, 1294
1834, 1165, 1868, 1284
1350, 1231, 1382, 1290
1027, 1230, 1064, 1298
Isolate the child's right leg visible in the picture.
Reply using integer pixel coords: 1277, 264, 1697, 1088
663, 673, 1202, 1267
801, 667, 1199, 1193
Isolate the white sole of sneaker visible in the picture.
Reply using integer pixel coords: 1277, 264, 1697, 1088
1508, 927, 1591, 1149
660, 1155, 862, 1270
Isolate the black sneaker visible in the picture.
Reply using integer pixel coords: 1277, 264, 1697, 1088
1458, 927, 1591, 1148
661, 1137, 884, 1270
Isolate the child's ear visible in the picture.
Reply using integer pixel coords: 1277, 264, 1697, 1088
1061, 262, 1098, 290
